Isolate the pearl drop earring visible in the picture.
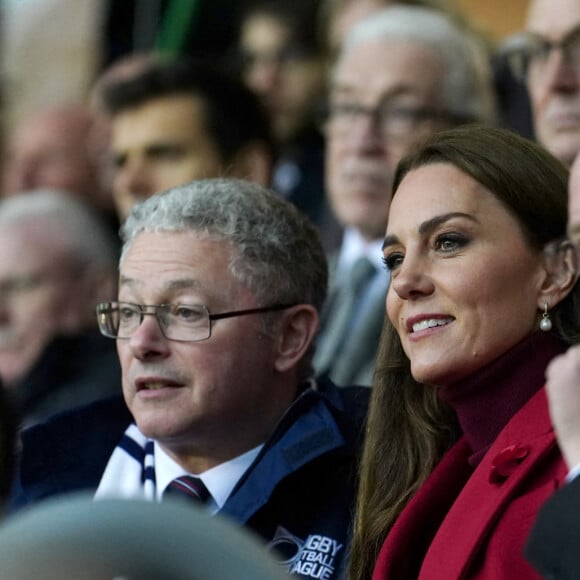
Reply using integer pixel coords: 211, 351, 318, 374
540, 303, 552, 332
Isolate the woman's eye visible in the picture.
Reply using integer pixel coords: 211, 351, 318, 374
434, 233, 467, 253
382, 253, 404, 272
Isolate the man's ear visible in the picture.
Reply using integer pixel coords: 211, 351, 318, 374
273, 305, 319, 373
537, 243, 579, 310
230, 141, 273, 187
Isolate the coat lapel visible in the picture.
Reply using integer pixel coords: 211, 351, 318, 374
420, 388, 560, 578
373, 439, 473, 579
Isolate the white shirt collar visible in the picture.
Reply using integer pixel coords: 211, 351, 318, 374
154, 442, 263, 513
337, 227, 385, 275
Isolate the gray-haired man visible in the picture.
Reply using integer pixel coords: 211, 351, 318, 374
10, 178, 368, 580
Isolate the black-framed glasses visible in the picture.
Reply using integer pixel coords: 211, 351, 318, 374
323, 100, 471, 143
504, 26, 580, 82
96, 301, 296, 342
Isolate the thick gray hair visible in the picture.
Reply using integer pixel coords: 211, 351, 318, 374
338, 5, 497, 124
121, 178, 328, 313
0, 189, 119, 272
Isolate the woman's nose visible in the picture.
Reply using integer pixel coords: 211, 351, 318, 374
390, 255, 434, 300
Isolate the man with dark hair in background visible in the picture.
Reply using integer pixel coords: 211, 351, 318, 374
99, 58, 274, 220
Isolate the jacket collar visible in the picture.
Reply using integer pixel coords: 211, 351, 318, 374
375, 388, 564, 579
220, 379, 347, 522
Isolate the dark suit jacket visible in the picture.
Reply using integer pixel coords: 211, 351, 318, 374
526, 473, 580, 580
11, 331, 121, 427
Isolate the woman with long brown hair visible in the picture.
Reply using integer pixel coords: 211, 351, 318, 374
348, 125, 580, 579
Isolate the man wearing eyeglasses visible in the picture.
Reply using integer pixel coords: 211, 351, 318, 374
314, 6, 496, 386
9, 178, 368, 580
0, 190, 120, 426
508, 0, 580, 166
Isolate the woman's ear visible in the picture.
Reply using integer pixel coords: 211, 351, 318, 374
537, 242, 579, 309
273, 305, 319, 374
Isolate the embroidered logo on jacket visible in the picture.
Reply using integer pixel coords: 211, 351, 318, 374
266, 527, 343, 579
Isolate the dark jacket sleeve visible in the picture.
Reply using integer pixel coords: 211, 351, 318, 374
525, 474, 580, 580
8, 396, 132, 513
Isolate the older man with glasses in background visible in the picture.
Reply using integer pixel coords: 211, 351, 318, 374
506, 0, 580, 166
9, 178, 369, 580
0, 190, 120, 427
313, 5, 496, 387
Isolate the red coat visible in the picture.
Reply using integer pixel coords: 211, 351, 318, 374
373, 388, 567, 579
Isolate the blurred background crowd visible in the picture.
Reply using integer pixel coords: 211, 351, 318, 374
0, 0, 548, 431
0, 1, 534, 422
1, 2, 580, 578
1, 0, 531, 178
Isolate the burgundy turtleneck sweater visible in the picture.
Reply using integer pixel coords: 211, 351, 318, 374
437, 332, 566, 466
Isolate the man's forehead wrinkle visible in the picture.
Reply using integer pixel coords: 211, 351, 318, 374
119, 275, 200, 288
166, 278, 201, 291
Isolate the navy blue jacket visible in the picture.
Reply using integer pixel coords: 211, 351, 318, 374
9, 378, 368, 580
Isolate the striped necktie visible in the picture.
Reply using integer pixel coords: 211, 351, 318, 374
164, 475, 210, 504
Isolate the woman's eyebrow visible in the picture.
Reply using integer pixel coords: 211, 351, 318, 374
418, 212, 476, 235
383, 211, 477, 251
382, 234, 399, 252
